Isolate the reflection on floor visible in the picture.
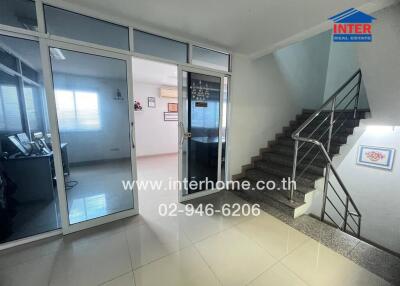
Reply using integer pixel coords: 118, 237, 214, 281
67, 159, 134, 224
0, 153, 396, 286
3, 199, 60, 243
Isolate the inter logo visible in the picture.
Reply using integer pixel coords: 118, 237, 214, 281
329, 8, 376, 42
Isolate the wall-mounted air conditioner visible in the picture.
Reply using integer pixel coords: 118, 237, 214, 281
160, 86, 177, 98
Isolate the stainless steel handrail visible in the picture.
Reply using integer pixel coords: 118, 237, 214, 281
290, 69, 362, 237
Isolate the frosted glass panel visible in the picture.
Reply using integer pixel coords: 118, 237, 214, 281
44, 5, 129, 50
134, 30, 188, 63
192, 46, 230, 72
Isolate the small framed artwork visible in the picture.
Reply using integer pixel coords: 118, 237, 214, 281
148, 97, 156, 108
168, 103, 178, 112
357, 145, 395, 170
164, 112, 178, 121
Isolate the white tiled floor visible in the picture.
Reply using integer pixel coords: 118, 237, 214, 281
0, 155, 392, 286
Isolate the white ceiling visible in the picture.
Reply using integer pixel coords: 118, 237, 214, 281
61, 0, 391, 56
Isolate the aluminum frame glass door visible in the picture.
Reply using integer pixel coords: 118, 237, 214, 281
41, 40, 138, 234
178, 66, 224, 202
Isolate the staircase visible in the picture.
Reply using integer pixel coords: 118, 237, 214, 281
234, 69, 365, 238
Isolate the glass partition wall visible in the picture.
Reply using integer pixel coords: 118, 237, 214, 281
49, 48, 135, 225
0, 35, 60, 244
0, 0, 231, 248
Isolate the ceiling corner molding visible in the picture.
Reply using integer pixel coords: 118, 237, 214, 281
249, 0, 400, 60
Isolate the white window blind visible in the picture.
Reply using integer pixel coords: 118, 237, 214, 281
0, 85, 23, 132
23, 86, 41, 131
55, 90, 100, 131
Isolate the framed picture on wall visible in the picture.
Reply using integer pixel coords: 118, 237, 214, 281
357, 145, 395, 170
148, 97, 156, 108
164, 112, 178, 121
168, 103, 178, 112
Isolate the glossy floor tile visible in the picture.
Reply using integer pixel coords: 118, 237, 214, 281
125, 217, 191, 269
134, 246, 220, 286
195, 227, 277, 286
281, 239, 391, 286
236, 212, 310, 259
101, 272, 135, 286
0, 155, 393, 286
49, 231, 132, 286
248, 263, 308, 286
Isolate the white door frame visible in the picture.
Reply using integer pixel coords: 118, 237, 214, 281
40, 39, 139, 234
178, 66, 225, 202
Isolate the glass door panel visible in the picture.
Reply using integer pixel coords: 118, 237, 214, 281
0, 35, 61, 244
179, 70, 223, 197
49, 48, 135, 225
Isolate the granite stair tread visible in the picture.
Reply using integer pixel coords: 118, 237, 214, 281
234, 108, 368, 219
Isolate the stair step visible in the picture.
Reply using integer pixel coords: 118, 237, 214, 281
283, 126, 354, 138
269, 144, 339, 160
290, 118, 360, 129
298, 109, 369, 121
274, 137, 343, 154
243, 169, 314, 197
236, 172, 309, 217
260, 152, 325, 176
253, 160, 319, 188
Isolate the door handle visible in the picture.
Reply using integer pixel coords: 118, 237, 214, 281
179, 122, 191, 146
130, 122, 135, 149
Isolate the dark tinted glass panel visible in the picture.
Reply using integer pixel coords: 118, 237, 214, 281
21, 62, 39, 82
0, 47, 18, 72
44, 5, 129, 50
0, 0, 37, 31
185, 72, 221, 193
134, 30, 188, 63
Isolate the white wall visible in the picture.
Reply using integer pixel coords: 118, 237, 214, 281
308, 122, 400, 254
323, 34, 369, 109
229, 54, 300, 176
356, 4, 400, 125
273, 31, 331, 109
133, 82, 178, 157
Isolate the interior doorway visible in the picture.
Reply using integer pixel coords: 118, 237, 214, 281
132, 57, 179, 213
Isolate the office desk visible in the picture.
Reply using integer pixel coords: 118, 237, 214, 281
0, 143, 69, 203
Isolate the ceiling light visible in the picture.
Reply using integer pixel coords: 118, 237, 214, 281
50, 48, 66, 60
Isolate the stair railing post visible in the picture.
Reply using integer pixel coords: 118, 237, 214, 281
321, 97, 336, 221
343, 197, 349, 232
290, 139, 299, 202
353, 71, 362, 119
357, 215, 362, 238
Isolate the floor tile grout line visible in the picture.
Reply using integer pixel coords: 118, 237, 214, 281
250, 202, 398, 283
192, 242, 224, 286
122, 226, 136, 286
238, 226, 312, 286
130, 243, 193, 271
97, 270, 134, 286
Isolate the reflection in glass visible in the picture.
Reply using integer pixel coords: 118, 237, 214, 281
192, 46, 230, 72
0, 35, 60, 244
134, 30, 188, 63
49, 48, 134, 224
44, 5, 130, 50
185, 72, 221, 193
0, 0, 37, 31
221, 77, 229, 181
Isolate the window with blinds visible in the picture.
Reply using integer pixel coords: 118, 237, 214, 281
23, 85, 41, 131
0, 85, 23, 132
55, 90, 100, 131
